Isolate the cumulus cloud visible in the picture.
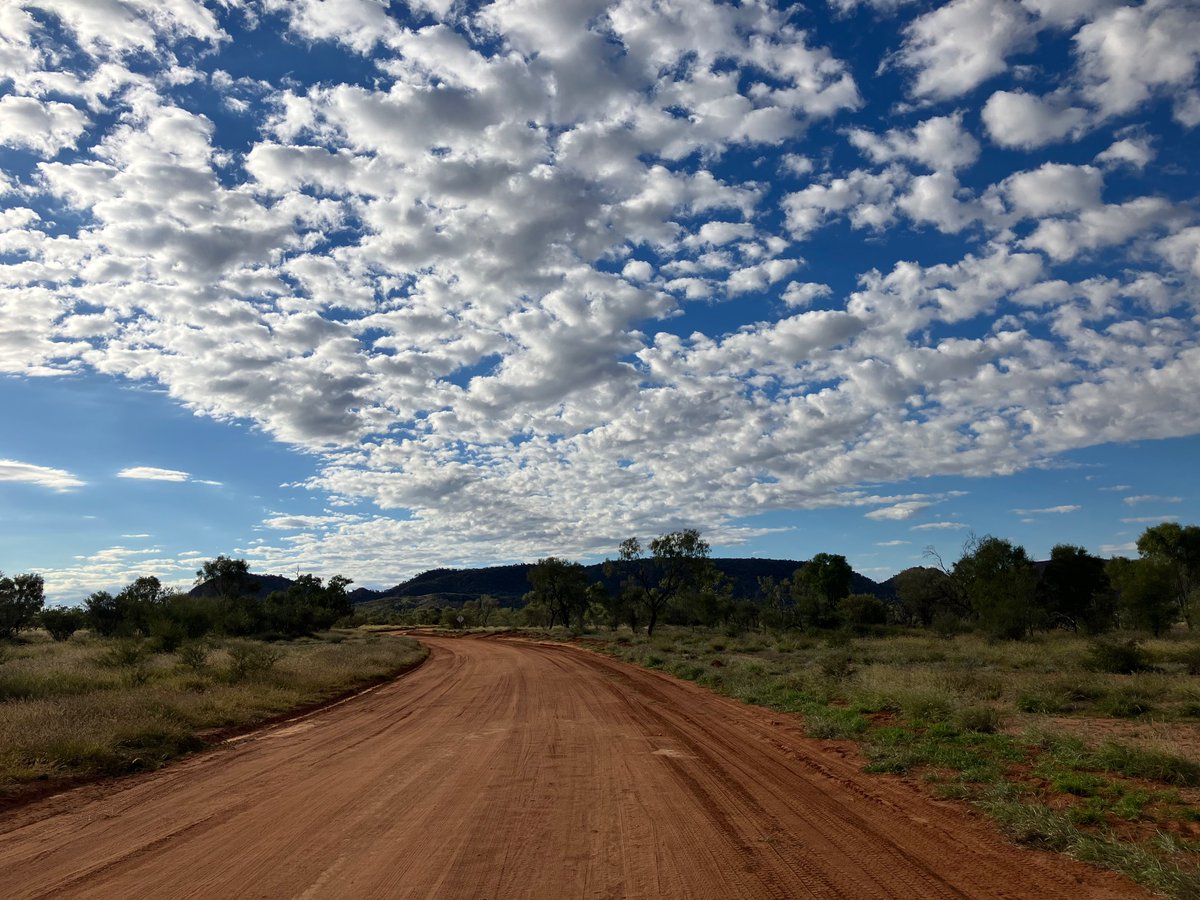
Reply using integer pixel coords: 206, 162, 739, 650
981, 90, 1087, 148
1012, 504, 1080, 514
1123, 494, 1183, 505
0, 459, 85, 490
1074, 0, 1200, 117
911, 521, 968, 531
899, 0, 1037, 100
1095, 136, 1154, 170
0, 95, 89, 156
0, 0, 1198, 589
848, 113, 980, 172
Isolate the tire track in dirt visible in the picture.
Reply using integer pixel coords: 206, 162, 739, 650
0, 635, 1146, 898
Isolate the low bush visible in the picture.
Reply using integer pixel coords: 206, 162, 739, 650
1083, 639, 1152, 675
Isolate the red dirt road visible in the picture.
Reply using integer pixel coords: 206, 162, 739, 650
0, 636, 1143, 898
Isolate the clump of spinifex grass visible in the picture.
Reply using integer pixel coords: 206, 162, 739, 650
0, 630, 426, 796
581, 625, 1200, 899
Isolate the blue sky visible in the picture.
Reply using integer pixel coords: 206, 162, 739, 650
0, 0, 1198, 601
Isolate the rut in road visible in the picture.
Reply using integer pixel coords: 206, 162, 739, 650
0, 635, 1145, 899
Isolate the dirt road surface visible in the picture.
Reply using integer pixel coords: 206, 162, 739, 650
0, 635, 1143, 898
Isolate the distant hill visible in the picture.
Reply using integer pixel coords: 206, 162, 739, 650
351, 558, 893, 610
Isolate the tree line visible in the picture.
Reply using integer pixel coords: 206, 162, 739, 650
1, 556, 354, 646
3, 521, 1197, 642
520, 521, 1200, 639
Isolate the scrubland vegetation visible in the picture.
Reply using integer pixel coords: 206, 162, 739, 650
0, 556, 426, 799
575, 627, 1200, 897
0, 629, 425, 798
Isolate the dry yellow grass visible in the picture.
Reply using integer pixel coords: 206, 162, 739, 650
0, 629, 426, 796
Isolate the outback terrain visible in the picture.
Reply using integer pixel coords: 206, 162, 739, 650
0, 634, 1143, 898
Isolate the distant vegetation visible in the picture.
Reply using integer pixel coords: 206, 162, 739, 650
353, 522, 1200, 642
1, 521, 1196, 643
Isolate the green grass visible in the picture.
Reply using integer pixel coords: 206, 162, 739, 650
0, 629, 427, 796
581, 625, 1200, 899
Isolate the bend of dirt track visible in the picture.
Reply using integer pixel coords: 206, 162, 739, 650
0, 635, 1145, 899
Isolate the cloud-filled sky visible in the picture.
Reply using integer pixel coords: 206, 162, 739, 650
0, 0, 1197, 600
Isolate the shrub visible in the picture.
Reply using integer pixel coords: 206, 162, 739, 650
1083, 639, 1152, 674
955, 705, 1004, 734
226, 643, 281, 682
177, 642, 210, 675
819, 651, 855, 679
1175, 644, 1200, 676
99, 640, 149, 668
40, 607, 85, 642
1096, 690, 1155, 718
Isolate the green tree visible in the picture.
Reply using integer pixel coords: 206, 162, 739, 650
40, 606, 85, 641
681, 569, 732, 629
892, 565, 964, 627
1039, 544, 1114, 633
116, 575, 173, 635
0, 572, 45, 639
838, 593, 888, 630
646, 529, 714, 636
1106, 557, 1176, 636
953, 536, 1039, 639
84, 590, 122, 636
527, 557, 590, 629
606, 530, 715, 635
791, 553, 853, 628
758, 576, 795, 630
264, 574, 354, 635
1136, 522, 1200, 629
195, 556, 258, 600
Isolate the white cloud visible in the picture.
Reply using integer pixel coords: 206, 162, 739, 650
876, 539, 912, 546
899, 0, 1037, 100
1012, 504, 1080, 514
1156, 227, 1200, 279
0, 95, 89, 157
1121, 515, 1180, 523
1094, 136, 1154, 170
981, 90, 1087, 148
1123, 494, 1183, 505
1175, 91, 1200, 128
866, 500, 931, 520
911, 521, 968, 531
117, 466, 192, 482
1074, 0, 1200, 118
848, 113, 980, 172
781, 282, 833, 309
1005, 163, 1103, 218
0, 458, 85, 490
